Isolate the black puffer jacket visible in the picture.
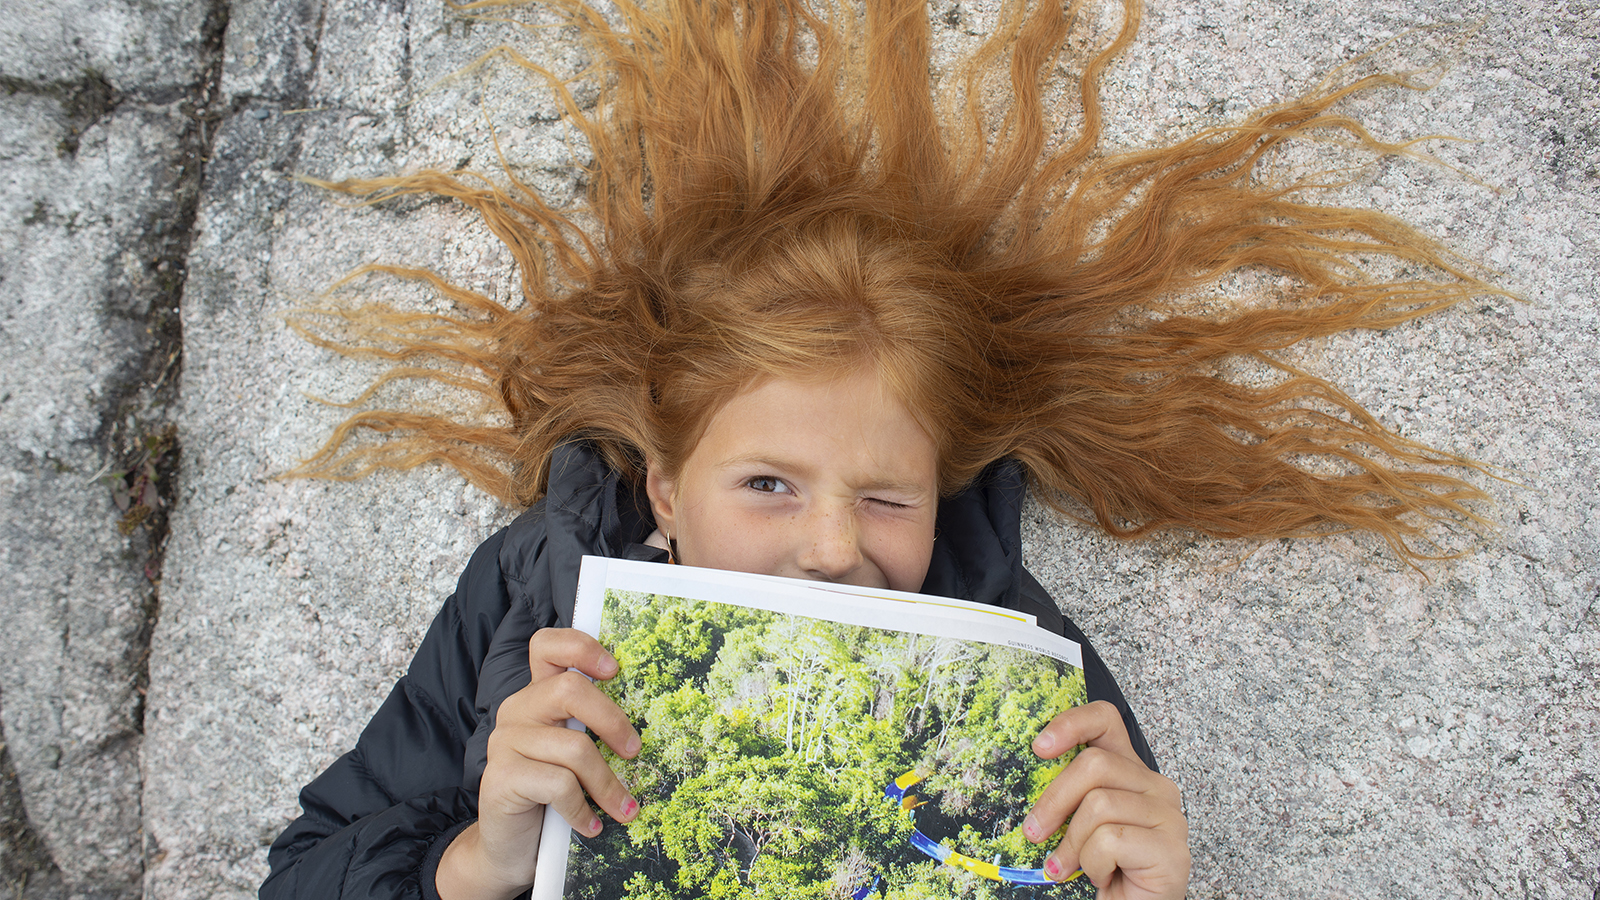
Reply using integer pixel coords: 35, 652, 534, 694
261, 443, 1154, 899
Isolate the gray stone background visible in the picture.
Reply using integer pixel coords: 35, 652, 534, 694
0, 0, 1594, 897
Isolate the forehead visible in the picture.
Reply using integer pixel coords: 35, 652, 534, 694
688, 369, 939, 486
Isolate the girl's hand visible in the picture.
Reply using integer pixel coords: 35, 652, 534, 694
437, 629, 642, 900
1023, 700, 1190, 900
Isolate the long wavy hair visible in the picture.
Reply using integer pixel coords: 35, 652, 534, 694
293, 0, 1506, 561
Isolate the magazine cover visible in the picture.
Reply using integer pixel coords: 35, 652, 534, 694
532, 556, 1092, 900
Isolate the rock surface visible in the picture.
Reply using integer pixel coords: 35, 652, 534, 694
0, 0, 221, 896
0, 0, 1594, 897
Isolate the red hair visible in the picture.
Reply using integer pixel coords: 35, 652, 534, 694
292, 0, 1506, 560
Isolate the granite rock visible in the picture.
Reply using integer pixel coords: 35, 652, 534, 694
0, 0, 220, 896
1, 0, 1589, 896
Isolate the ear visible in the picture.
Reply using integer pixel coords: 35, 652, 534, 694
644, 461, 678, 536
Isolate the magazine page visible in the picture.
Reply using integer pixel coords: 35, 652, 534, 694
532, 556, 1092, 900
723, 571, 1037, 629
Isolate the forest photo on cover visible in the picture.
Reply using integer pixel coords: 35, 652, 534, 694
567, 590, 1090, 900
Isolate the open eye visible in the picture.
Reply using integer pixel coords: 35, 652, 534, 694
746, 476, 790, 495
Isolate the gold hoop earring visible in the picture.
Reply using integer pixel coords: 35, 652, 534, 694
665, 529, 677, 565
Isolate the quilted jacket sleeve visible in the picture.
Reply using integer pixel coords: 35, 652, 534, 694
260, 529, 513, 900
1018, 569, 1158, 773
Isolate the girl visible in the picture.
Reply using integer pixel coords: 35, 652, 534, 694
263, 0, 1499, 896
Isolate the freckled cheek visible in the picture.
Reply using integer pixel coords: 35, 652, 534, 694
693, 512, 787, 575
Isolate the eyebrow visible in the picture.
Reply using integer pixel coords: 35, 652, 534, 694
716, 455, 932, 497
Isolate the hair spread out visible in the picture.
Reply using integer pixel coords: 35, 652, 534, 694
292, 0, 1508, 562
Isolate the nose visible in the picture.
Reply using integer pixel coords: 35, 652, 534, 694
798, 504, 865, 583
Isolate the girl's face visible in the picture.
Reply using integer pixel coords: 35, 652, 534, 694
646, 367, 940, 593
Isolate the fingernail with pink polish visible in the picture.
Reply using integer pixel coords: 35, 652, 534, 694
589, 817, 603, 835
1023, 814, 1040, 839
621, 795, 638, 818
1044, 857, 1062, 880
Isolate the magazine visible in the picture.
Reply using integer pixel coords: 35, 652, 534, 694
531, 556, 1093, 900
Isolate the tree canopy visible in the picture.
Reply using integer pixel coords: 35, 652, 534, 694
562, 590, 1090, 900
